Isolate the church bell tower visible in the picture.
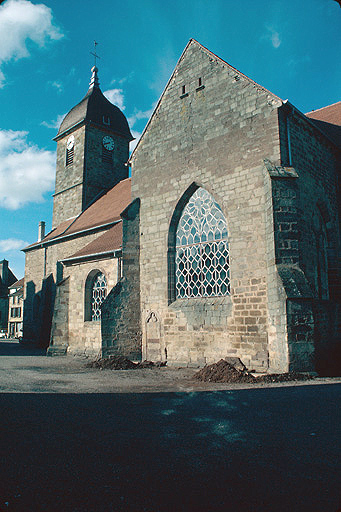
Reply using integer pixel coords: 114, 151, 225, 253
52, 66, 134, 228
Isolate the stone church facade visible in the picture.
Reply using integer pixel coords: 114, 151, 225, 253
23, 40, 340, 374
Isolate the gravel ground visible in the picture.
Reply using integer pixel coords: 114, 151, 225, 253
1, 341, 340, 393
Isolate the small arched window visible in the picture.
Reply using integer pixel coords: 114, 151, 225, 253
175, 188, 230, 298
84, 271, 107, 321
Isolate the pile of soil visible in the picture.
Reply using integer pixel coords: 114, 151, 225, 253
193, 359, 314, 384
86, 355, 166, 370
193, 359, 256, 383
86, 355, 138, 370
256, 372, 313, 383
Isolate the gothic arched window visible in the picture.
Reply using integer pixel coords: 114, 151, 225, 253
175, 188, 230, 298
84, 271, 107, 321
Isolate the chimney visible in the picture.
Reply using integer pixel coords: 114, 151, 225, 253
38, 221, 46, 242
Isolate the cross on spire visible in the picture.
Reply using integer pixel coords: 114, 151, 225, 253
90, 40, 100, 67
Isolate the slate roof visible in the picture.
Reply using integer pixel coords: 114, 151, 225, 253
24, 178, 131, 251
56, 67, 133, 141
306, 101, 341, 148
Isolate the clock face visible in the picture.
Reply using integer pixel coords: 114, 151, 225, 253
102, 136, 115, 151
66, 135, 74, 150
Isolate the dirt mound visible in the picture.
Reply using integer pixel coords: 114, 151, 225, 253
86, 356, 166, 370
193, 359, 257, 383
86, 355, 138, 370
193, 359, 314, 384
256, 372, 313, 383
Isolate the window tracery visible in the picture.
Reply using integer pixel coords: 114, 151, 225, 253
91, 273, 107, 321
175, 188, 230, 298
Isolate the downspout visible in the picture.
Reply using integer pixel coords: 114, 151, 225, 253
83, 122, 89, 209
43, 246, 47, 278
287, 111, 292, 166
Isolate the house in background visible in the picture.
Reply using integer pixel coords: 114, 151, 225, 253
8, 278, 24, 338
0, 259, 17, 334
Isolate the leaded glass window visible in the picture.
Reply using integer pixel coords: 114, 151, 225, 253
175, 188, 230, 298
91, 273, 107, 321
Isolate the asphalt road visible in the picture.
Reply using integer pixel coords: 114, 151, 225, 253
1, 383, 340, 511
0, 341, 340, 511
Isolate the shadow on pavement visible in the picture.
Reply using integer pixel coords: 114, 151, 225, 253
0, 340, 46, 357
0, 386, 340, 512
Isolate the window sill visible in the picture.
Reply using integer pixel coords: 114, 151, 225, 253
170, 295, 232, 308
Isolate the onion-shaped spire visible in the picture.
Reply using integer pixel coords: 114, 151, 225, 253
89, 66, 100, 89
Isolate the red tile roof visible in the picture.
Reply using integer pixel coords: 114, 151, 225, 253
306, 101, 341, 147
63, 222, 123, 262
306, 101, 341, 125
25, 178, 131, 250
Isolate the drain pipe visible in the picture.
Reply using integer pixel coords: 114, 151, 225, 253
287, 112, 292, 166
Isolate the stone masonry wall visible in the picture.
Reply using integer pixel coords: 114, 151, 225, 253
84, 125, 129, 210
49, 276, 69, 354
53, 126, 86, 227
23, 246, 46, 342
24, 228, 113, 347
53, 124, 129, 228
130, 41, 284, 370
50, 257, 118, 356
278, 107, 340, 298
277, 106, 340, 372
102, 199, 142, 360
263, 165, 289, 372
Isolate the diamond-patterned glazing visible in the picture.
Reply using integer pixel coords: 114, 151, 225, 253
175, 188, 230, 298
91, 273, 107, 321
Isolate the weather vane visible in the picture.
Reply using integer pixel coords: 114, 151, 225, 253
90, 41, 100, 67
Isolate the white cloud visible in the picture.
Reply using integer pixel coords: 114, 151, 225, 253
128, 106, 155, 128
103, 88, 125, 111
130, 130, 142, 153
287, 55, 311, 70
263, 25, 282, 49
48, 80, 63, 93
0, 130, 55, 209
128, 102, 157, 153
41, 113, 66, 130
0, 0, 63, 87
0, 238, 28, 252
110, 71, 135, 86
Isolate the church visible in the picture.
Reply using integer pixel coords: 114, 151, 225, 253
23, 39, 341, 374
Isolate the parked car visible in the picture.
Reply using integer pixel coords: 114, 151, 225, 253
0, 330, 7, 338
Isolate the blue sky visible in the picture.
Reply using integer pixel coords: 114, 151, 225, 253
0, 0, 340, 279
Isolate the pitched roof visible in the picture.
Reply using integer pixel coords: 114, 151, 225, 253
56, 67, 133, 141
9, 277, 24, 289
305, 101, 341, 148
306, 101, 341, 125
63, 222, 123, 263
24, 178, 131, 251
